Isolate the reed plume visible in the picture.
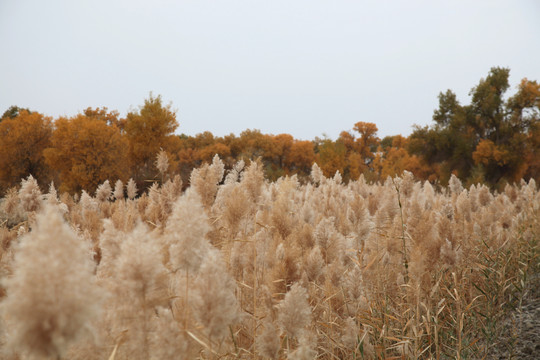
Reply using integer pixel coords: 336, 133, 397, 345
1, 204, 102, 359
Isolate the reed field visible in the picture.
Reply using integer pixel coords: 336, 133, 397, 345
0, 155, 538, 359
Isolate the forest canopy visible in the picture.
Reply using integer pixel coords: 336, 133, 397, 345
1, 67, 538, 195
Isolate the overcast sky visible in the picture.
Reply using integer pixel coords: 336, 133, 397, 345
1, 0, 539, 140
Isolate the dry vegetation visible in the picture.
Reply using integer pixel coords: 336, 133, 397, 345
0, 155, 538, 359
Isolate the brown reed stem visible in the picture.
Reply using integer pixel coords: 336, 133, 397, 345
393, 178, 409, 285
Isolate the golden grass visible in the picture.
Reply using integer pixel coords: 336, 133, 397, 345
0, 160, 538, 359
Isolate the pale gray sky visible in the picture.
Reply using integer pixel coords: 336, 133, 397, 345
1, 0, 539, 140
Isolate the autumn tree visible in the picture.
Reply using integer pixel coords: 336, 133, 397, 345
315, 137, 347, 178
173, 130, 315, 182
1, 105, 32, 122
174, 135, 200, 181
286, 140, 316, 177
505, 78, 540, 181
468, 69, 538, 185
83, 107, 122, 128
338, 122, 380, 180
172, 132, 232, 183
373, 135, 433, 181
271, 134, 294, 169
525, 121, 540, 180
125, 94, 179, 186
191, 132, 231, 164
44, 114, 129, 194
228, 129, 275, 161
410, 67, 539, 187
0, 110, 52, 192
408, 90, 476, 184
258, 134, 292, 180
353, 122, 379, 159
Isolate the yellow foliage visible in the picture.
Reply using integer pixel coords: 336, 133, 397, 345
0, 111, 52, 191
44, 115, 129, 194
472, 139, 509, 166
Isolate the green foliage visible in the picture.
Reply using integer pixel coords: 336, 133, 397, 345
410, 67, 540, 188
1, 105, 31, 122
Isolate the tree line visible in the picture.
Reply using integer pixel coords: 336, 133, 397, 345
0, 67, 538, 195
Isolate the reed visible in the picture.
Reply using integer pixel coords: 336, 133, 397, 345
0, 158, 537, 359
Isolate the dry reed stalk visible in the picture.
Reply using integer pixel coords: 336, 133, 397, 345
0, 159, 538, 359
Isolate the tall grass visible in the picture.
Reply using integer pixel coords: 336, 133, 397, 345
0, 157, 538, 359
